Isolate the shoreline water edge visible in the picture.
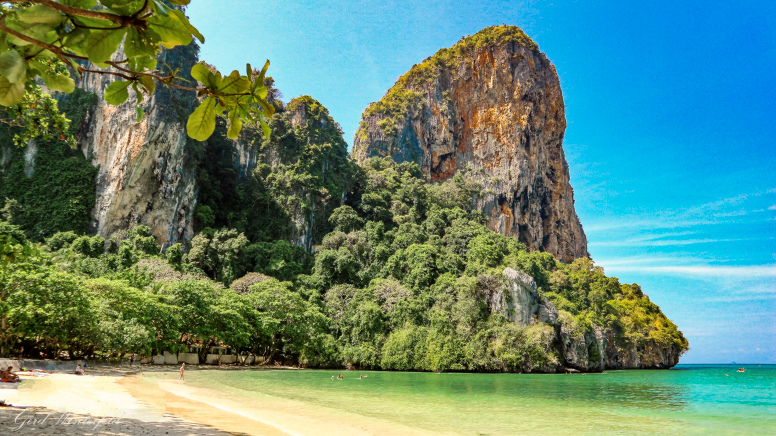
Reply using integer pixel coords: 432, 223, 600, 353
0, 363, 774, 435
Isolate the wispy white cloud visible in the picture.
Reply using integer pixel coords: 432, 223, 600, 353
590, 237, 751, 248
585, 187, 776, 232
714, 210, 749, 218
705, 288, 776, 302
705, 295, 775, 302
603, 263, 776, 278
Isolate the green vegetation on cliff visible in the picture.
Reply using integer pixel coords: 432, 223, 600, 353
0, 88, 99, 241
0, 22, 686, 368
192, 94, 354, 248
0, 158, 686, 370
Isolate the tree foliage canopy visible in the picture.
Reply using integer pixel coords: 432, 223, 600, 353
0, 0, 273, 144
0, 157, 688, 372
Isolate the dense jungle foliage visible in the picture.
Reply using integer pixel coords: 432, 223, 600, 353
0, 156, 687, 371
0, 88, 99, 241
191, 94, 354, 249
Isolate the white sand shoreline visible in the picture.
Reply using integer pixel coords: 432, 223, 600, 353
0, 366, 441, 435
0, 369, 241, 435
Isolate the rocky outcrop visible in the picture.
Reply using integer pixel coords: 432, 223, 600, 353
488, 268, 557, 325
494, 268, 682, 372
73, 46, 198, 247
353, 26, 587, 262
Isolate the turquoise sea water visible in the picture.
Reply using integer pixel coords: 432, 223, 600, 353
155, 364, 776, 435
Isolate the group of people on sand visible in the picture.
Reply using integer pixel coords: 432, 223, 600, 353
0, 366, 20, 383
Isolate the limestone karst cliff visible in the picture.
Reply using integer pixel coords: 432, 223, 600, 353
53, 45, 350, 250
353, 26, 587, 263
73, 45, 199, 247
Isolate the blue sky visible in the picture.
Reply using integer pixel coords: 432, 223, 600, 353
187, 0, 776, 363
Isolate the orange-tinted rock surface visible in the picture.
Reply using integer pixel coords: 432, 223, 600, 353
353, 26, 587, 262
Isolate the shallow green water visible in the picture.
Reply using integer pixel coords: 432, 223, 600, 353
156, 364, 776, 435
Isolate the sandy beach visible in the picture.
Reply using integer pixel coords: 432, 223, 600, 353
0, 367, 241, 435
0, 365, 437, 435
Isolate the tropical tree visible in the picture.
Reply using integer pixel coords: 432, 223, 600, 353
0, 0, 274, 144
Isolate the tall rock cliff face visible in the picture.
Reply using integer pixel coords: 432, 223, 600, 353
353, 26, 587, 262
73, 44, 200, 247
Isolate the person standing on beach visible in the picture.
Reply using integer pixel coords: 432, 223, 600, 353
179, 363, 186, 381
130, 353, 136, 367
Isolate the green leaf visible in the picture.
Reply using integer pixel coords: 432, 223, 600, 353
191, 63, 218, 89
138, 75, 155, 95
190, 63, 210, 84
257, 59, 270, 83
5, 20, 57, 46
0, 76, 25, 106
71, 16, 115, 29
124, 28, 161, 60
139, 57, 158, 71
255, 85, 268, 99
259, 118, 271, 138
85, 28, 127, 65
227, 109, 243, 140
127, 56, 157, 73
61, 0, 98, 8
148, 13, 191, 49
62, 27, 89, 57
217, 70, 249, 94
104, 80, 131, 105
101, 0, 145, 15
257, 98, 275, 118
0, 50, 27, 83
136, 106, 144, 122
15, 5, 65, 25
186, 97, 217, 141
167, 0, 191, 5
170, 10, 203, 43
42, 73, 75, 93
151, 0, 171, 16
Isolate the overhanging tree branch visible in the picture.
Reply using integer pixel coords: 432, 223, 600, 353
27, 0, 149, 28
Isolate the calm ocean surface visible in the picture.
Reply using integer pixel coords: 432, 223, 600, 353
156, 364, 776, 435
